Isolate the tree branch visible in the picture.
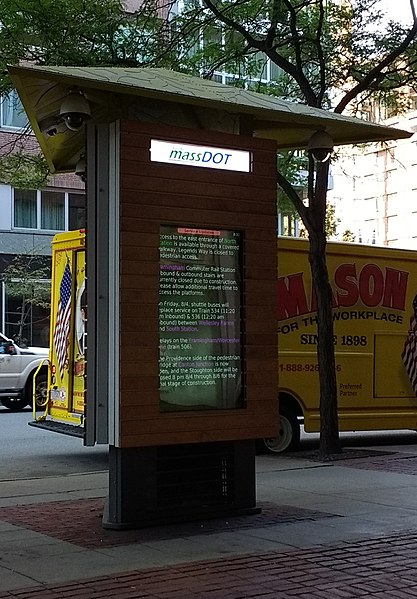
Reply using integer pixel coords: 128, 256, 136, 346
202, 0, 319, 105
281, 0, 320, 106
315, 0, 327, 107
334, 1, 417, 113
277, 169, 310, 226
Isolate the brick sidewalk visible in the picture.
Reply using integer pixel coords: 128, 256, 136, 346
287, 448, 417, 475
0, 499, 338, 549
2, 532, 417, 598
3, 449, 417, 598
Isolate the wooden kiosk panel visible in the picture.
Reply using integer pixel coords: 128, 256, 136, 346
118, 120, 278, 449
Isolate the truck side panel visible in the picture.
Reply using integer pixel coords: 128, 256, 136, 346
277, 237, 417, 433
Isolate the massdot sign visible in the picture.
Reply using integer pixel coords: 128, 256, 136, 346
150, 139, 251, 172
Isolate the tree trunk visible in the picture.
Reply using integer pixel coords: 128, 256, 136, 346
307, 160, 341, 458
277, 156, 342, 459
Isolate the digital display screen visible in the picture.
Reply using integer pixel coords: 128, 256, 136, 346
159, 226, 243, 411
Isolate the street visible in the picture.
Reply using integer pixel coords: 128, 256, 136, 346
2, 404, 417, 482
0, 406, 108, 480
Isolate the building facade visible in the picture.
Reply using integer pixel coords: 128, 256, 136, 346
329, 108, 417, 249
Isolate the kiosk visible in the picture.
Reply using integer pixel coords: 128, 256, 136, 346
9, 65, 411, 528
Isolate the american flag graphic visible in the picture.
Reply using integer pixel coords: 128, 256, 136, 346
54, 261, 72, 379
402, 293, 417, 394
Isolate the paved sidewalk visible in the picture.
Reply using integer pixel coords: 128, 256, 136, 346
2, 441, 417, 597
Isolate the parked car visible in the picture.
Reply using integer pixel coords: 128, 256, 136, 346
0, 333, 49, 410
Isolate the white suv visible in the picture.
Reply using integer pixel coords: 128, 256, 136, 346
0, 333, 49, 410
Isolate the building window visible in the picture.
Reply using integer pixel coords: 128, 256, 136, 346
1, 90, 28, 129
69, 193, 86, 230
13, 189, 85, 231
41, 191, 65, 230
14, 189, 37, 228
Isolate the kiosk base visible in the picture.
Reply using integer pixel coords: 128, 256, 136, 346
102, 440, 259, 530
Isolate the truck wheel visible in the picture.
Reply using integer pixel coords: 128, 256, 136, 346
263, 409, 300, 453
0, 396, 28, 411
27, 374, 48, 410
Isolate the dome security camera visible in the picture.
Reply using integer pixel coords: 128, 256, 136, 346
307, 130, 334, 163
60, 91, 91, 132
75, 155, 86, 183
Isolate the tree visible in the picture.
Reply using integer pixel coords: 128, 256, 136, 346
277, 150, 307, 234
2, 0, 417, 456
299, 203, 341, 240
0, 0, 181, 93
342, 229, 356, 242
0, 151, 49, 189
1, 250, 50, 347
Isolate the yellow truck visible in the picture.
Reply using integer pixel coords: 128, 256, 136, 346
30, 229, 86, 437
32, 230, 417, 452
270, 236, 417, 452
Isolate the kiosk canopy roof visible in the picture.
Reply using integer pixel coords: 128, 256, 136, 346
8, 65, 412, 173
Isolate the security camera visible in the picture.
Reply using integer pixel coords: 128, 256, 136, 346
38, 116, 66, 137
75, 155, 86, 183
307, 130, 334, 163
60, 91, 91, 132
